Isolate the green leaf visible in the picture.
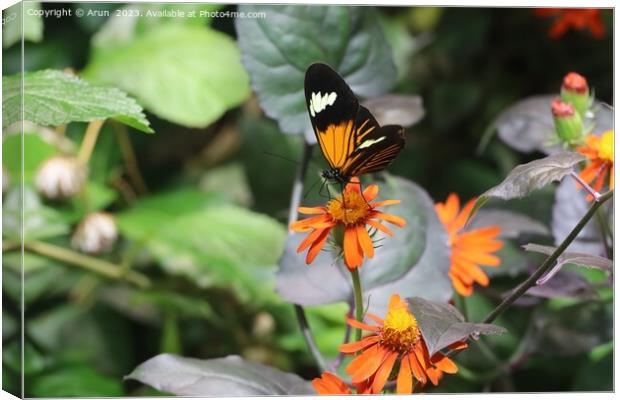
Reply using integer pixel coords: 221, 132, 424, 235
126, 354, 313, 395
83, 24, 250, 128
2, 132, 57, 182
469, 152, 585, 222
142, 206, 286, 303
116, 188, 222, 241
235, 5, 396, 136
30, 365, 124, 397
2, 2, 43, 49
2, 70, 152, 132
277, 175, 453, 314
408, 297, 506, 356
92, 3, 224, 49
2, 186, 69, 240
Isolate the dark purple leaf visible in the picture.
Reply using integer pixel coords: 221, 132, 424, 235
525, 269, 598, 300
407, 297, 506, 355
362, 94, 425, 127
126, 354, 313, 396
469, 209, 549, 239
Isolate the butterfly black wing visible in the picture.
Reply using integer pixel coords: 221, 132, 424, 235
304, 63, 359, 169
304, 62, 405, 178
341, 106, 406, 177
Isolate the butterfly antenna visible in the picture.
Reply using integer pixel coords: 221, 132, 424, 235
303, 175, 322, 200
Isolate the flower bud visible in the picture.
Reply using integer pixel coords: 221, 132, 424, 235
560, 72, 591, 117
551, 98, 584, 143
71, 212, 118, 254
35, 156, 87, 200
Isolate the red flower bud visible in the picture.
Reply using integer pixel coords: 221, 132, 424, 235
551, 98, 583, 143
551, 98, 575, 117
562, 72, 588, 94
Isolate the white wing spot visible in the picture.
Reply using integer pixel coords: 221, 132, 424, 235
309, 91, 337, 117
357, 136, 386, 149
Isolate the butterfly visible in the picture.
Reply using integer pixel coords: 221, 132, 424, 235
304, 63, 406, 188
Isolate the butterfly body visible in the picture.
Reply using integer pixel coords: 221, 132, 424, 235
304, 63, 405, 186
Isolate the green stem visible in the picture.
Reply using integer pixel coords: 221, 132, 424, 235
294, 305, 331, 372
482, 189, 613, 324
350, 268, 364, 341
77, 120, 104, 165
9, 240, 151, 288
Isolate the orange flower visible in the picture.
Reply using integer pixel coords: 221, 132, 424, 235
290, 178, 406, 269
576, 131, 614, 198
435, 194, 503, 297
340, 294, 463, 394
312, 372, 351, 395
534, 8, 605, 39
312, 372, 373, 395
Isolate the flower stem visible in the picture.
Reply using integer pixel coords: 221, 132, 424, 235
570, 171, 600, 201
113, 122, 149, 195
350, 268, 364, 341
482, 189, 613, 324
286, 142, 332, 372
77, 120, 105, 165
294, 305, 331, 372
6, 239, 151, 288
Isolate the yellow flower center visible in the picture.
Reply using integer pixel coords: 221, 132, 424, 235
381, 303, 421, 352
598, 131, 614, 163
327, 190, 370, 225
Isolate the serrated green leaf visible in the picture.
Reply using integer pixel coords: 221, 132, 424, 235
277, 175, 452, 315
84, 24, 250, 128
235, 5, 396, 137
126, 354, 313, 395
2, 70, 152, 132
2, 2, 43, 49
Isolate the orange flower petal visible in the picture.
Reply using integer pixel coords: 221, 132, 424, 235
297, 227, 328, 252
365, 313, 384, 325
298, 206, 328, 215
450, 272, 474, 296
356, 225, 374, 259
372, 211, 406, 227
350, 346, 389, 383
339, 335, 380, 353
312, 372, 350, 395
370, 199, 401, 208
453, 258, 490, 286
344, 227, 363, 268
396, 353, 413, 394
453, 248, 501, 267
346, 318, 381, 332
426, 367, 442, 386
362, 185, 379, 202
431, 353, 458, 374
367, 220, 394, 236
306, 228, 331, 264
408, 351, 427, 385
371, 351, 398, 393
346, 344, 380, 376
